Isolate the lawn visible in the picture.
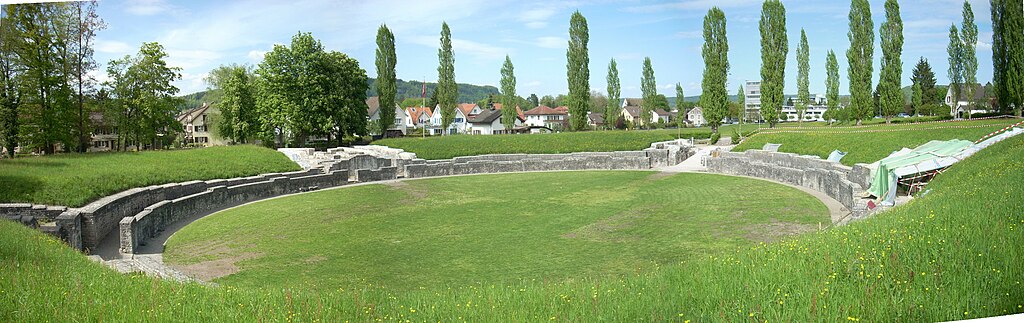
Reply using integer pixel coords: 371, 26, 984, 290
0, 145, 300, 207
1, 135, 1022, 321
733, 118, 1020, 165
164, 171, 828, 290
375, 124, 756, 160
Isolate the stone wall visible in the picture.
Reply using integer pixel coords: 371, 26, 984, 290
706, 150, 873, 221
402, 146, 690, 179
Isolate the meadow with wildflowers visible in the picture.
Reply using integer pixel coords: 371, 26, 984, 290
1, 133, 1022, 321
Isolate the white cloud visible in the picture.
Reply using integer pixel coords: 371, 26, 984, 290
409, 35, 508, 59
124, 0, 176, 16
535, 36, 565, 49
247, 50, 268, 62
520, 7, 558, 29
95, 40, 134, 55
165, 49, 222, 70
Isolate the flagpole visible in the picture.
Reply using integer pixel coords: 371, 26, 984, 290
422, 77, 426, 138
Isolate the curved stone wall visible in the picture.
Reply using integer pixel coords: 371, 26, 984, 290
705, 150, 874, 221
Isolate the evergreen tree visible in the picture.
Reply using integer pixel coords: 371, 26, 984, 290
640, 57, 657, 128
879, 0, 904, 124
605, 58, 620, 129
437, 22, 457, 134
1003, 0, 1024, 115
948, 24, 964, 117
825, 50, 841, 123
911, 57, 938, 105
847, 0, 874, 125
375, 24, 397, 135
796, 29, 810, 124
960, 1, 978, 118
500, 55, 517, 131
566, 11, 590, 130
912, 83, 923, 116
701, 7, 729, 133
759, 0, 787, 128
528, 94, 539, 107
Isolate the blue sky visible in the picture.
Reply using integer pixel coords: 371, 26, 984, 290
85, 0, 994, 100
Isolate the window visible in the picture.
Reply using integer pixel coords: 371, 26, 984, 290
455, 117, 464, 123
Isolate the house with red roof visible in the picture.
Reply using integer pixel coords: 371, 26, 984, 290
524, 105, 568, 131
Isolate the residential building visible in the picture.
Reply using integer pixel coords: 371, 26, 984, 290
588, 112, 605, 128
687, 107, 706, 127
88, 112, 118, 152
619, 98, 670, 126
523, 105, 568, 130
366, 96, 407, 135
468, 104, 525, 135
177, 103, 222, 146
945, 84, 991, 118
744, 80, 762, 122
427, 103, 476, 135
405, 106, 433, 128
781, 94, 829, 122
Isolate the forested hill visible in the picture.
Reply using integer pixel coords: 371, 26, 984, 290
366, 78, 499, 103
178, 78, 499, 110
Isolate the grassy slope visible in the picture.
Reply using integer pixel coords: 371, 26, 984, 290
376, 124, 754, 160
0, 145, 300, 207
734, 119, 1018, 165
1, 135, 1022, 321
164, 171, 827, 290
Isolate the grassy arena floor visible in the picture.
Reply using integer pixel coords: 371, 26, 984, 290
1, 134, 1022, 321
164, 171, 828, 290
734, 118, 1020, 165
375, 124, 755, 160
0, 145, 300, 207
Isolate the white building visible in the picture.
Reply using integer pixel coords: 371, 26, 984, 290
367, 96, 407, 135
467, 106, 524, 135
945, 84, 990, 119
426, 103, 477, 135
744, 80, 762, 122
781, 94, 829, 122
405, 106, 432, 128
619, 98, 671, 126
687, 107, 706, 127
523, 105, 568, 130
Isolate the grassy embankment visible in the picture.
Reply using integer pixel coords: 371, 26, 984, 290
734, 118, 1019, 165
0, 145, 300, 207
376, 124, 756, 160
1, 133, 1021, 321
164, 171, 828, 289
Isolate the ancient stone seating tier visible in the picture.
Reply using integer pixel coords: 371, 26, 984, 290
1, 140, 694, 255
705, 150, 874, 220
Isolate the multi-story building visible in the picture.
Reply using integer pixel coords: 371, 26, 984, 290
780, 94, 829, 122
744, 80, 762, 122
177, 103, 222, 146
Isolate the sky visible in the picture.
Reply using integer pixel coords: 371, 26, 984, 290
72, 0, 994, 100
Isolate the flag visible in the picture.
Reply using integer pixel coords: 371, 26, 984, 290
421, 82, 426, 98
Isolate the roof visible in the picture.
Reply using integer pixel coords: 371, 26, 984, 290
949, 83, 988, 102
554, 106, 568, 113
654, 108, 671, 116
623, 98, 642, 107
457, 103, 478, 117
687, 106, 703, 114
524, 105, 567, 116
366, 96, 380, 117
589, 112, 605, 124
492, 103, 526, 121
406, 106, 432, 124
623, 106, 641, 117
468, 108, 503, 124
176, 103, 210, 124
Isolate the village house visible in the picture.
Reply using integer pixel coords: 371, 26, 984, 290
588, 112, 605, 128
523, 105, 568, 131
619, 98, 672, 127
687, 106, 706, 127
468, 103, 525, 135
177, 103, 223, 146
945, 84, 991, 118
405, 106, 433, 129
88, 112, 119, 152
366, 96, 407, 135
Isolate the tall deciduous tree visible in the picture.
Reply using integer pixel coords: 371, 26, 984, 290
105, 42, 182, 150
701, 7, 729, 133
1002, 0, 1024, 115
879, 0, 904, 124
375, 24, 397, 135
322, 51, 368, 145
825, 50, 841, 123
847, 0, 874, 125
675, 83, 685, 110
68, 1, 105, 152
0, 5, 23, 157
640, 57, 657, 128
606, 58, 620, 129
911, 57, 938, 106
759, 0, 787, 128
528, 94, 539, 107
912, 83, 923, 116
500, 55, 517, 131
991, 0, 1007, 112
960, 1, 978, 118
948, 24, 964, 117
566, 11, 590, 130
437, 22, 457, 134
736, 85, 745, 120
216, 64, 257, 143
796, 29, 810, 124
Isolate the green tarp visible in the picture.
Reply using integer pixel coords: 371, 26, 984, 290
867, 139, 973, 199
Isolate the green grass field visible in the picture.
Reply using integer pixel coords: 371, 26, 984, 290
2, 127, 1022, 321
0, 145, 300, 207
734, 119, 1020, 165
376, 124, 755, 160
164, 171, 828, 290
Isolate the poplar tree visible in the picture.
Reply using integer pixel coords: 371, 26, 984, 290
675, 83, 685, 126
912, 83, 923, 116
759, 0, 787, 128
0, 5, 22, 157
375, 24, 397, 135
640, 57, 657, 128
796, 29, 810, 124
991, 0, 1007, 112
500, 55, 517, 131
566, 11, 590, 130
847, 0, 874, 125
437, 22, 457, 134
605, 58, 620, 129
825, 50, 840, 123
959, 1, 978, 118
1001, 0, 1024, 115
701, 7, 729, 133
879, 0, 904, 124
735, 85, 745, 122
948, 24, 964, 117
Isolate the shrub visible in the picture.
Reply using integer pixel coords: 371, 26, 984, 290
709, 132, 721, 145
